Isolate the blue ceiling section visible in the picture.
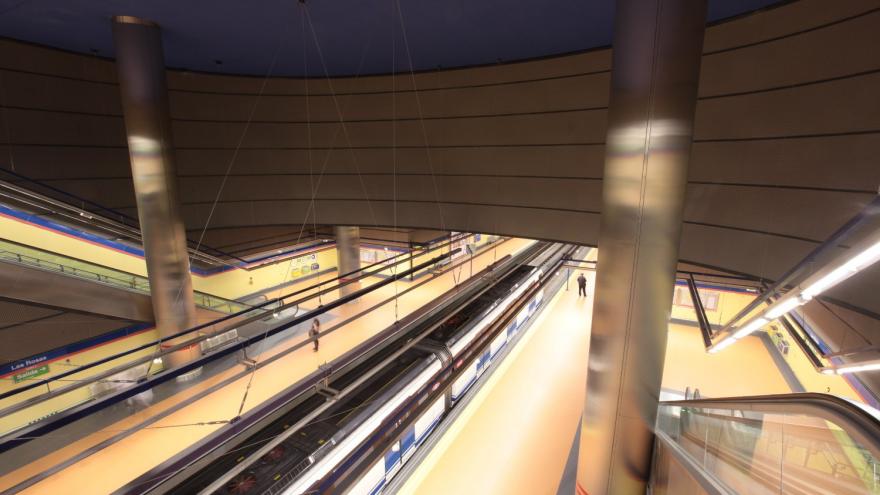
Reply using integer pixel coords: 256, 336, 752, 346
0, 0, 783, 77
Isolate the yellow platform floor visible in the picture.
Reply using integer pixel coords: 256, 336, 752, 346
1, 238, 534, 494
398, 273, 853, 494
399, 262, 595, 495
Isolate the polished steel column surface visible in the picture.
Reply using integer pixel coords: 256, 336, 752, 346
112, 16, 197, 368
576, 1, 706, 494
334, 226, 362, 296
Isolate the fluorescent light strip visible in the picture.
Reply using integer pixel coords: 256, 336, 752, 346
732, 317, 768, 340
709, 315, 770, 354
765, 297, 803, 319
802, 240, 880, 300
827, 362, 880, 375
711, 239, 880, 355
847, 241, 880, 271
708, 337, 736, 354
802, 265, 854, 300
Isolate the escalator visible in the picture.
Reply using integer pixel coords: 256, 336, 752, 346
651, 394, 880, 494
0, 238, 250, 318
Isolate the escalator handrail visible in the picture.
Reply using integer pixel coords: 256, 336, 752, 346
0, 249, 459, 452
0, 232, 478, 403
661, 392, 880, 457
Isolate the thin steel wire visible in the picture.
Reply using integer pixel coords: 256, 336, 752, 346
233, 1, 379, 419
0, 71, 16, 172
392, 0, 399, 321
189, 49, 282, 263
393, 0, 446, 233
303, 9, 322, 306
271, 6, 376, 296
146, 14, 286, 383
304, 8, 380, 229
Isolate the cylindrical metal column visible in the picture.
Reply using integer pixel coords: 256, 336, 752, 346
576, 1, 706, 494
112, 16, 198, 369
335, 226, 362, 297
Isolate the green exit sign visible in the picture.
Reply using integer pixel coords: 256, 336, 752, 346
13, 364, 49, 383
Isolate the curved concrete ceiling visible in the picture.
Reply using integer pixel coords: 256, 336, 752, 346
0, 0, 878, 324
0, 0, 781, 76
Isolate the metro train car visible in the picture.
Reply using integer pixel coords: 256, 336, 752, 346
280, 245, 570, 495
344, 280, 547, 495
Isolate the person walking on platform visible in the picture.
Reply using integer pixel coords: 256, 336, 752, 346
309, 318, 321, 352
577, 272, 587, 297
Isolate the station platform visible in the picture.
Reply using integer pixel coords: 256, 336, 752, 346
398, 253, 596, 495
397, 261, 865, 494
0, 237, 534, 494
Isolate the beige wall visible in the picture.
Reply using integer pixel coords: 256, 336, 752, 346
1, 0, 879, 315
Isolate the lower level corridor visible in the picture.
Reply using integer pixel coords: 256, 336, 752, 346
0, 238, 534, 494
399, 261, 596, 495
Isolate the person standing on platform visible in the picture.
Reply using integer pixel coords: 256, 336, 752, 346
310, 318, 321, 352
577, 273, 587, 297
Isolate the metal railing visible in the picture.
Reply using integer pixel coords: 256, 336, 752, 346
0, 171, 238, 264
0, 233, 482, 410
0, 238, 249, 314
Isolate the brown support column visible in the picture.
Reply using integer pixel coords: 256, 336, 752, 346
335, 226, 362, 297
576, 0, 707, 493
112, 16, 198, 369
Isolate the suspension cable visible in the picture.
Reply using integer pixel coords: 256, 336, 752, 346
393, 0, 446, 233
234, 1, 379, 417
304, 8, 380, 229
392, 0, 399, 322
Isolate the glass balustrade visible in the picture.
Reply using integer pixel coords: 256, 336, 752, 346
0, 238, 249, 314
655, 399, 880, 494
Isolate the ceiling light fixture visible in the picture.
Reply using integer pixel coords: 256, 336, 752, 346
765, 297, 803, 320
824, 362, 880, 375
802, 240, 880, 300
708, 337, 737, 354
731, 317, 769, 340
709, 237, 880, 355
